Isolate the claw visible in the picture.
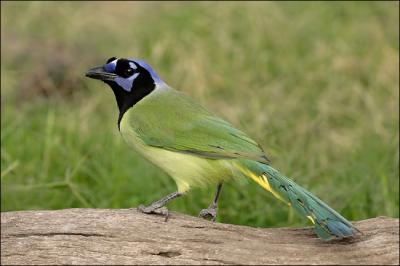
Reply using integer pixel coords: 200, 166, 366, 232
137, 205, 170, 221
199, 206, 217, 222
137, 204, 149, 213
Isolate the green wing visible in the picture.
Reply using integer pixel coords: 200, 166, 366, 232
127, 88, 269, 164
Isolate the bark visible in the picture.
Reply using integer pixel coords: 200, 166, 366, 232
1, 208, 399, 265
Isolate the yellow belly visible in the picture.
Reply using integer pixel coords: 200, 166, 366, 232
119, 110, 233, 192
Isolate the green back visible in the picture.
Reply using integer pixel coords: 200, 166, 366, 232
127, 87, 269, 164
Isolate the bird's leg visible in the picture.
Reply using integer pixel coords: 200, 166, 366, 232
137, 191, 183, 221
199, 183, 223, 221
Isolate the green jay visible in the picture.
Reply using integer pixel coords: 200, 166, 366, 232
86, 57, 358, 240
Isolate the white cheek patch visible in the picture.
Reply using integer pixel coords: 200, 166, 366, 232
129, 62, 137, 69
115, 72, 140, 92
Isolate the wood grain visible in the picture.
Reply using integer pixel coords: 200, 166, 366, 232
1, 209, 399, 265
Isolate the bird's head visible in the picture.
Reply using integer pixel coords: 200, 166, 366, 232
85, 57, 165, 115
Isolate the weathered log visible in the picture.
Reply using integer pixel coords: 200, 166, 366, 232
1, 208, 399, 265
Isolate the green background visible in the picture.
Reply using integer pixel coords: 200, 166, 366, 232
1, 1, 399, 228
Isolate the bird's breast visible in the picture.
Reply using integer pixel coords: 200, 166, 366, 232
118, 109, 233, 192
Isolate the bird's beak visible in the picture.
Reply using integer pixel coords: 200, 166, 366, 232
85, 66, 117, 81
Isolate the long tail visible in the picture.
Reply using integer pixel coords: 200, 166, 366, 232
237, 162, 358, 240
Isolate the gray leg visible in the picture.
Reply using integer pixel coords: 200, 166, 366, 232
199, 183, 223, 221
137, 191, 183, 221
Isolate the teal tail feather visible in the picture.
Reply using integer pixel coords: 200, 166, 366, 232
238, 162, 358, 240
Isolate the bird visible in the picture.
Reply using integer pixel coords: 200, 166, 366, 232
85, 57, 358, 240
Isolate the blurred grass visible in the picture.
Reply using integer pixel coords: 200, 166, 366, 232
1, 2, 398, 228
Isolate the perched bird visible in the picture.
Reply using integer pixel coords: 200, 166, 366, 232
86, 57, 358, 240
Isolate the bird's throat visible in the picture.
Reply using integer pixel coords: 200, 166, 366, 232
105, 81, 155, 130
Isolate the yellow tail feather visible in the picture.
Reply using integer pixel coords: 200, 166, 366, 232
236, 165, 289, 204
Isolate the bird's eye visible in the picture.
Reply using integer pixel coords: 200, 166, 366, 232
124, 68, 134, 77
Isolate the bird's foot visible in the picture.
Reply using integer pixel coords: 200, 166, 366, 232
137, 204, 170, 222
198, 204, 217, 222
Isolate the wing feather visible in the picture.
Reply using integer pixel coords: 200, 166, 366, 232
127, 88, 269, 164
